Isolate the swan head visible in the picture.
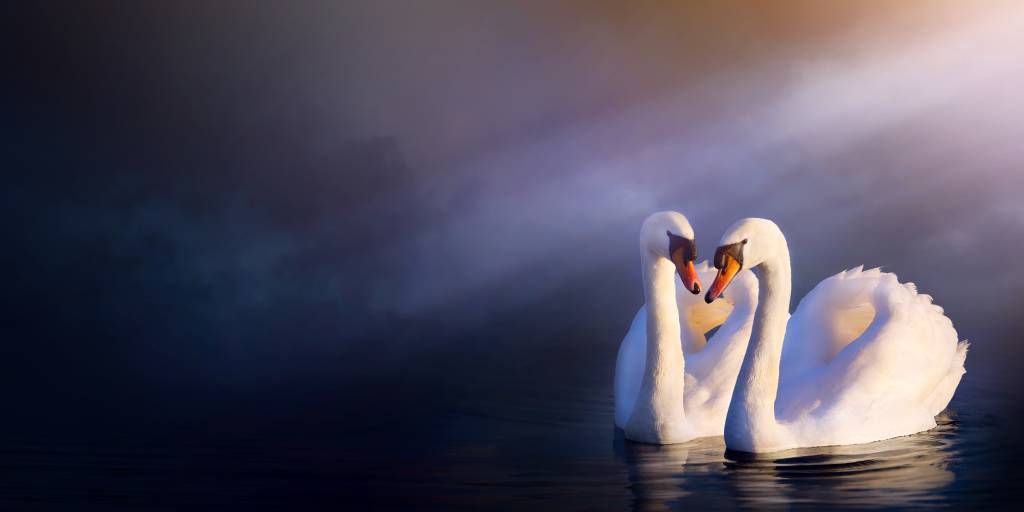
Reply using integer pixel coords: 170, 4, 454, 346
705, 218, 784, 303
641, 211, 702, 294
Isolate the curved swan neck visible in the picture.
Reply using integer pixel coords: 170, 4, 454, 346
641, 252, 684, 376
727, 231, 791, 448
749, 253, 791, 396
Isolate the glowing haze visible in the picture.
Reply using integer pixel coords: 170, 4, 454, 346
4, 1, 1024, 396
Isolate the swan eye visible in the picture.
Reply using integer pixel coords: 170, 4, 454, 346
713, 241, 745, 269
666, 231, 696, 261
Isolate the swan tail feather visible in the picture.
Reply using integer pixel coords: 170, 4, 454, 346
924, 340, 969, 417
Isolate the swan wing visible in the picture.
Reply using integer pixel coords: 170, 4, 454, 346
777, 267, 968, 441
684, 266, 758, 423
676, 261, 735, 352
684, 263, 757, 367
614, 308, 646, 429
780, 266, 887, 380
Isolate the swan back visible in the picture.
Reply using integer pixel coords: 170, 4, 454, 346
777, 266, 968, 441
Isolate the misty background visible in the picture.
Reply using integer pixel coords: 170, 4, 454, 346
3, 1, 1024, 448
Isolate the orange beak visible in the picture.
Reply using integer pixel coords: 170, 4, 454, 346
705, 253, 741, 303
671, 249, 702, 294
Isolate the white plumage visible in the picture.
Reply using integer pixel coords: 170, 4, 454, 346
709, 218, 968, 453
614, 212, 758, 444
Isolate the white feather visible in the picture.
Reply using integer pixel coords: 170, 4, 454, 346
720, 218, 967, 453
614, 212, 759, 443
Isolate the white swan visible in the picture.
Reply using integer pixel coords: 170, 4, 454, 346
614, 211, 758, 444
704, 218, 968, 453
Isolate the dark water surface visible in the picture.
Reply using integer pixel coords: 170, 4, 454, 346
0, 345, 1016, 510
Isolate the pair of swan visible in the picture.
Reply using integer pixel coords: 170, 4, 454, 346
614, 212, 968, 453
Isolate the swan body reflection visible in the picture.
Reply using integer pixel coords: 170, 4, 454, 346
615, 414, 959, 510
